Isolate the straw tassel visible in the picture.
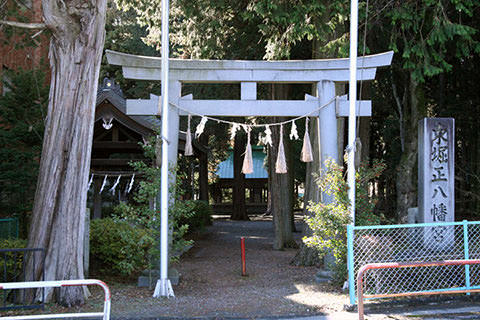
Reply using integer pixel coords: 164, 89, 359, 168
301, 117, 313, 162
275, 125, 287, 174
185, 115, 194, 156
242, 127, 253, 174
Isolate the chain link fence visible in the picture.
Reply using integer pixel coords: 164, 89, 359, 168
347, 221, 480, 304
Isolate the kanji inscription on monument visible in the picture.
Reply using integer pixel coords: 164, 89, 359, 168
418, 118, 454, 248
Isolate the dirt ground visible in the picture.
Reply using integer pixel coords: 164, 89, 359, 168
109, 216, 349, 318
5, 216, 480, 319
4, 215, 350, 319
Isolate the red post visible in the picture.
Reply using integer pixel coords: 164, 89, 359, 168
241, 237, 246, 276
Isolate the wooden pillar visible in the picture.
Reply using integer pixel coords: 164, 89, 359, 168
231, 133, 248, 220
198, 135, 209, 202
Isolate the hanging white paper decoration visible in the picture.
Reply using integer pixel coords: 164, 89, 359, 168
276, 125, 287, 174
195, 117, 208, 138
87, 174, 94, 190
230, 123, 240, 140
289, 120, 299, 140
185, 115, 194, 156
126, 174, 135, 193
264, 125, 273, 147
109, 175, 121, 194
301, 117, 314, 162
242, 127, 253, 174
102, 116, 113, 130
100, 175, 108, 193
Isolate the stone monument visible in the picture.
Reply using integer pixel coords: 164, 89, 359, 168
418, 118, 455, 249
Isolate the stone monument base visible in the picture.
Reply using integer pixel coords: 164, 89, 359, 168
138, 268, 180, 287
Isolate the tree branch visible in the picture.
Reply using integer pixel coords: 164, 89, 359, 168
0, 20, 46, 29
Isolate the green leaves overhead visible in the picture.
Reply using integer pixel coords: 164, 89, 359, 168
385, 0, 478, 82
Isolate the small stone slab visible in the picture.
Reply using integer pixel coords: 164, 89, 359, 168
138, 268, 180, 287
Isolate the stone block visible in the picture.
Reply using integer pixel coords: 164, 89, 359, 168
137, 268, 180, 287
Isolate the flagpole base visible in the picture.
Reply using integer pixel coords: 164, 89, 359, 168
153, 279, 175, 298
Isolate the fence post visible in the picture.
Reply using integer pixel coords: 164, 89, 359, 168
15, 217, 19, 238
463, 220, 470, 295
347, 224, 356, 305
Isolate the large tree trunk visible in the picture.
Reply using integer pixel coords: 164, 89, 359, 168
231, 132, 249, 220
395, 75, 425, 222
198, 135, 209, 202
26, 0, 107, 306
291, 115, 323, 265
269, 84, 296, 250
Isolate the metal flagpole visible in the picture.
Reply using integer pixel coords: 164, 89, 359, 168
153, 0, 174, 297
348, 0, 358, 224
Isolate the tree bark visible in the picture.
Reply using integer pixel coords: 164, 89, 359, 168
231, 132, 248, 220
395, 75, 424, 222
269, 84, 296, 250
291, 115, 323, 266
26, 0, 107, 306
198, 134, 209, 202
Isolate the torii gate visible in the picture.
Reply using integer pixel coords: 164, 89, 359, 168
106, 49, 393, 296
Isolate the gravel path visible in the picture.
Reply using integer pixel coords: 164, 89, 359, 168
109, 217, 348, 319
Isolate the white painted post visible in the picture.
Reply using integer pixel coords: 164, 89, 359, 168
318, 80, 339, 270
348, 0, 358, 224
318, 80, 339, 172
240, 82, 257, 100
167, 81, 181, 174
154, 0, 173, 298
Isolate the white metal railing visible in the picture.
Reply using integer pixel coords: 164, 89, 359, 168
0, 279, 111, 320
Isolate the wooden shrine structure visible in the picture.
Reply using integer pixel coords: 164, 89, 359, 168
90, 78, 206, 218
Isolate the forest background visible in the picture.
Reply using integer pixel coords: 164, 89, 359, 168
1, 0, 480, 303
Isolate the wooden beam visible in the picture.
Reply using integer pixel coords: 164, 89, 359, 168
106, 50, 393, 71
336, 99, 371, 117
92, 142, 142, 150
123, 67, 378, 82
91, 159, 146, 166
126, 96, 372, 117
106, 50, 393, 83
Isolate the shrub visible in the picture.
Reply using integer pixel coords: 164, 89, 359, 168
303, 159, 385, 283
179, 200, 213, 233
0, 238, 27, 282
112, 137, 196, 264
90, 218, 154, 277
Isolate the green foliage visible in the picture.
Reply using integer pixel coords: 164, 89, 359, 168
0, 238, 27, 282
89, 218, 154, 277
112, 136, 194, 264
303, 159, 386, 283
101, 3, 161, 99
178, 200, 213, 233
0, 69, 48, 228
383, 0, 479, 82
